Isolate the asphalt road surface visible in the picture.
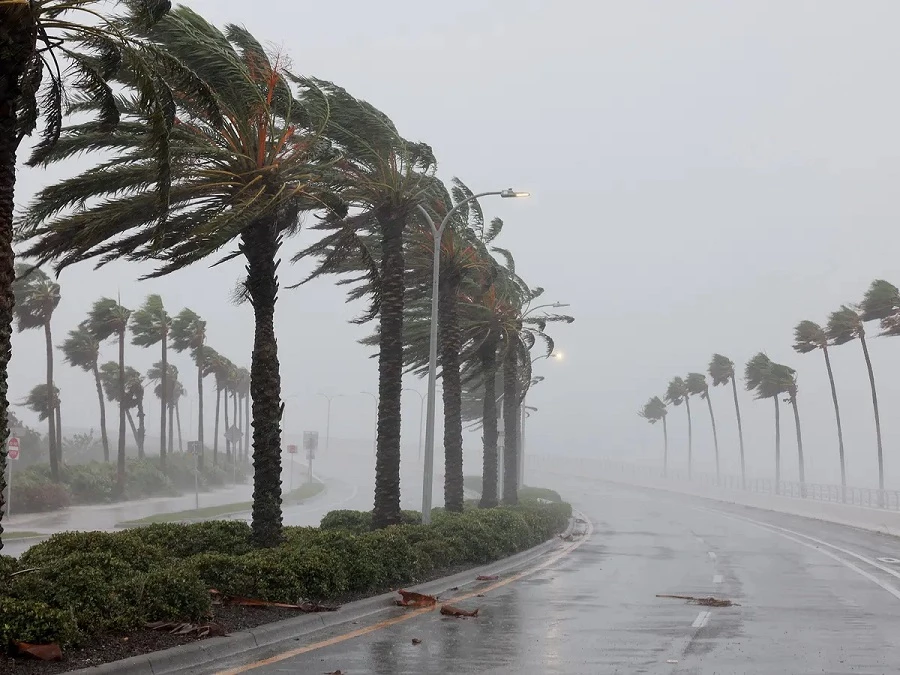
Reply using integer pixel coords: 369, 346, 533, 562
203, 478, 900, 674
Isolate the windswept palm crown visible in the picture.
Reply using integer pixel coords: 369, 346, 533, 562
707, 353, 735, 386
639, 396, 667, 423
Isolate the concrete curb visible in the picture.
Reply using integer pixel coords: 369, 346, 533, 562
66, 518, 574, 674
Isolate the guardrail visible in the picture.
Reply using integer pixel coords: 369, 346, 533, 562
598, 460, 900, 511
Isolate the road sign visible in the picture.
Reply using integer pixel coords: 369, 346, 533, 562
8, 437, 19, 460
287, 444, 298, 454
187, 441, 201, 455
225, 426, 242, 444
303, 431, 319, 460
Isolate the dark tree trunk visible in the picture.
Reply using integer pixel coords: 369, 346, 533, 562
54, 402, 61, 464
502, 342, 519, 505
244, 393, 250, 461
859, 332, 884, 495
232, 390, 239, 458
684, 395, 693, 481
372, 207, 406, 529
662, 415, 669, 477
167, 403, 174, 455
479, 335, 499, 508
730, 377, 746, 489
126, 409, 139, 448
93, 362, 110, 462
159, 331, 168, 469
774, 397, 781, 494
706, 394, 720, 484
43, 322, 59, 482
439, 275, 464, 513
241, 218, 284, 547
791, 392, 805, 495
223, 386, 231, 460
175, 401, 182, 453
196, 354, 204, 469
822, 346, 846, 500
136, 399, 145, 457
117, 332, 127, 486
0, 0, 36, 544
213, 386, 221, 466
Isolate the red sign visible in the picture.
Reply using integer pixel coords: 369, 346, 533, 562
8, 437, 19, 460
8, 437, 19, 448
287, 444, 298, 454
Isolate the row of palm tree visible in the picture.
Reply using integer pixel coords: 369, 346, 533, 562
640, 279, 900, 497
0, 2, 571, 549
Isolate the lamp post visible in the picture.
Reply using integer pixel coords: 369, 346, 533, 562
416, 188, 529, 525
361, 391, 378, 454
403, 388, 425, 462
317, 393, 343, 454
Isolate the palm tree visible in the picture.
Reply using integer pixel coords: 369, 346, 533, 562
203, 349, 233, 466
60, 323, 108, 462
170, 308, 206, 465
827, 305, 884, 494
793, 320, 845, 496
130, 295, 170, 468
638, 396, 668, 475
20, 384, 59, 441
11, 264, 61, 480
780, 365, 806, 494
148, 362, 179, 456
665, 376, 691, 479
86, 297, 132, 494
745, 353, 785, 492
686, 372, 720, 483
100, 363, 145, 454
708, 354, 745, 488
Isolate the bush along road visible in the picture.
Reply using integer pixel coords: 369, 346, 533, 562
0, 497, 572, 673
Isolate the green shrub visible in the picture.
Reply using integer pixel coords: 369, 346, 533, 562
320, 509, 372, 534
0, 597, 78, 651
62, 462, 118, 504
226, 547, 347, 603
357, 527, 431, 588
463, 475, 483, 494
430, 514, 503, 564
14, 477, 71, 513
134, 565, 212, 622
468, 509, 536, 554
308, 529, 382, 594
125, 458, 174, 498
282, 526, 323, 550
127, 521, 253, 558
20, 530, 164, 571
518, 486, 563, 503
184, 552, 248, 594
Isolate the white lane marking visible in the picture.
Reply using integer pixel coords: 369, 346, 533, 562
710, 511, 900, 602
691, 611, 711, 628
713, 574, 723, 584
878, 557, 900, 564
708, 551, 717, 560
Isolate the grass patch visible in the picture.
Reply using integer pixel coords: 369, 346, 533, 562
2, 531, 43, 541
117, 481, 326, 527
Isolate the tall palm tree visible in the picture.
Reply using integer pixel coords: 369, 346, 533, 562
86, 297, 132, 494
827, 305, 884, 494
780, 365, 806, 494
686, 372, 720, 483
20, 383, 58, 438
665, 376, 691, 479
203, 350, 233, 466
147, 362, 179, 456
130, 295, 170, 468
100, 362, 145, 454
793, 320, 845, 496
638, 396, 668, 475
708, 353, 745, 488
17, 11, 346, 547
170, 308, 206, 465
745, 353, 785, 492
11, 264, 60, 480
60, 322, 108, 462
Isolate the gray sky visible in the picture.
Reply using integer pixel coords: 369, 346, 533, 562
12, 1, 900, 489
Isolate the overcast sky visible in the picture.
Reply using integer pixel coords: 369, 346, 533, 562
12, 0, 900, 489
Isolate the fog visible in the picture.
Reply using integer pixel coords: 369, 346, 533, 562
11, 0, 900, 492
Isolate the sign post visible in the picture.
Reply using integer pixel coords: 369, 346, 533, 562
286, 444, 298, 491
187, 441, 201, 509
6, 437, 19, 518
303, 432, 319, 484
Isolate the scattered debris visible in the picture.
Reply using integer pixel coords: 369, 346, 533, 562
210, 591, 338, 612
13, 642, 63, 661
476, 594, 485, 598
411, 638, 422, 645
440, 604, 479, 618
324, 671, 343, 675
656, 594, 739, 607
146, 621, 228, 638
476, 575, 499, 581
395, 590, 437, 608
666, 659, 678, 664
448, 586, 459, 591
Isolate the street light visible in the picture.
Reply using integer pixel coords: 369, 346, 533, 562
416, 188, 529, 525
403, 388, 425, 462
317, 393, 344, 453
520, 348, 565, 487
361, 391, 378, 454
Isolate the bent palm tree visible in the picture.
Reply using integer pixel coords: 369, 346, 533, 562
745, 353, 789, 493
638, 396, 668, 475
827, 305, 884, 494
665, 376, 691, 479
686, 372, 719, 483
708, 353, 745, 488
60, 323, 108, 462
130, 295, 170, 468
793, 320, 845, 497
171, 308, 206, 466
11, 264, 60, 480
100, 362, 145, 453
148, 362, 178, 456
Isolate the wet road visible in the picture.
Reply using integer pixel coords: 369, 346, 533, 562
205, 479, 900, 674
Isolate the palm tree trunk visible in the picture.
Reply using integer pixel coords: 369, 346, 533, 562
791, 393, 805, 496
244, 393, 250, 461
502, 343, 520, 505
479, 338, 499, 508
136, 399, 146, 457
684, 396, 693, 481
92, 363, 110, 463
859, 333, 884, 497
54, 403, 61, 465
242, 218, 284, 547
126, 409, 139, 448
175, 401, 183, 453
706, 395, 720, 484
167, 403, 174, 455
774, 397, 781, 495
223, 386, 231, 460
821, 346, 846, 500
372, 208, 405, 529
159, 333, 168, 469
43, 322, 59, 482
438, 276, 464, 513
730, 377, 746, 489
117, 333, 128, 480
232, 390, 239, 459
662, 415, 669, 477
196, 358, 204, 469
213, 386, 221, 466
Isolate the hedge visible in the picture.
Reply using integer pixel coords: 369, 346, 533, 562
1, 499, 571, 652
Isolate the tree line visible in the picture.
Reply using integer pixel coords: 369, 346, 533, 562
0, 2, 572, 548
639, 279, 900, 496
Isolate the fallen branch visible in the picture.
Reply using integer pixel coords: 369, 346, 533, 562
395, 590, 437, 608
656, 594, 739, 607
440, 604, 479, 618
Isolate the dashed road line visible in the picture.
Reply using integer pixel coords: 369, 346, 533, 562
691, 610, 711, 628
